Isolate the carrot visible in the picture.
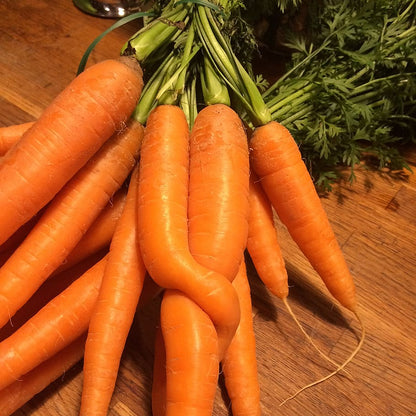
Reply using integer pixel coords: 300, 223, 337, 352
0, 118, 143, 329
185, 104, 252, 411
188, 104, 250, 282
152, 326, 167, 416
0, 256, 107, 391
80, 165, 146, 416
0, 251, 106, 343
137, 105, 240, 358
250, 121, 357, 312
247, 171, 289, 299
0, 333, 86, 416
250, 121, 365, 400
56, 187, 127, 274
222, 261, 261, 416
160, 289, 219, 416
0, 56, 143, 246
247, 172, 347, 370
0, 121, 34, 156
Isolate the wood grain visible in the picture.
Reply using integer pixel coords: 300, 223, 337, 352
1, 1, 416, 415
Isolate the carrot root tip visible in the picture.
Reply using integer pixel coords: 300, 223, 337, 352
280, 307, 365, 406
283, 298, 352, 378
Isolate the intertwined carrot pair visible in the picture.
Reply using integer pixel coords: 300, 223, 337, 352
138, 104, 256, 415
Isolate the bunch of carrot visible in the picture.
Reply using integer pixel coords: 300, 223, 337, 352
0, 19, 364, 415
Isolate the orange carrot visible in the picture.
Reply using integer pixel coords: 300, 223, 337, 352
186, 104, 252, 412
0, 57, 143, 246
160, 289, 219, 416
56, 187, 127, 274
0, 121, 34, 156
152, 326, 167, 416
0, 333, 86, 416
80, 165, 147, 416
0, 256, 107, 391
188, 104, 250, 282
222, 261, 261, 416
0, 119, 143, 329
137, 105, 240, 358
247, 171, 346, 370
247, 172, 288, 299
250, 121, 356, 312
250, 122, 365, 401
0, 252, 106, 342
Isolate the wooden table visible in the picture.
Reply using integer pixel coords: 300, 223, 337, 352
1, 1, 415, 415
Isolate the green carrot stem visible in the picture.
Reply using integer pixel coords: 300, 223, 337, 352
156, 44, 201, 104
201, 54, 231, 105
174, 22, 196, 94
196, 6, 270, 125
267, 83, 315, 115
195, 7, 240, 91
349, 90, 382, 105
348, 67, 370, 84
132, 52, 176, 123
351, 72, 415, 96
180, 75, 198, 128
277, 104, 315, 126
124, 3, 190, 62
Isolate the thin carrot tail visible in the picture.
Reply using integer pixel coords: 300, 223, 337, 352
282, 298, 352, 377
280, 311, 365, 405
